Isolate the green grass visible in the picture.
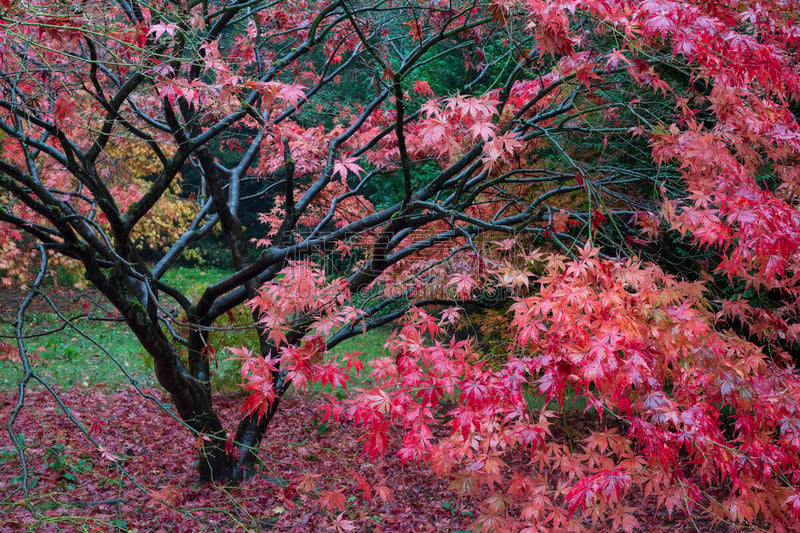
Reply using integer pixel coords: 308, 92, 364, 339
161, 265, 235, 299
329, 326, 389, 360
0, 266, 237, 391
0, 312, 151, 389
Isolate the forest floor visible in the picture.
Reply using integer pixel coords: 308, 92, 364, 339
0, 386, 477, 532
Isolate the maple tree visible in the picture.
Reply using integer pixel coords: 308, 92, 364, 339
1, 0, 800, 530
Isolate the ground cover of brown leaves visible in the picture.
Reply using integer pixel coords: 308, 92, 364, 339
0, 386, 476, 532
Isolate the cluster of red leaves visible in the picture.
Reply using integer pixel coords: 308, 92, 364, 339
0, 387, 473, 532
247, 259, 360, 346
254, 246, 800, 532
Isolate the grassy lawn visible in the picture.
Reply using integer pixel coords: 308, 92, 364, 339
0, 265, 391, 392
0, 314, 151, 390
0, 266, 234, 390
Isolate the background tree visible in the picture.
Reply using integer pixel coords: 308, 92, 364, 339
1, 0, 800, 529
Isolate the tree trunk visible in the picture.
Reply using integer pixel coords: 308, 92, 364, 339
196, 409, 278, 484
229, 408, 277, 483
198, 428, 232, 482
